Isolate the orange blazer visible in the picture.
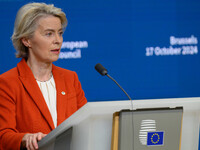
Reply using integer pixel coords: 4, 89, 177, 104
0, 59, 87, 150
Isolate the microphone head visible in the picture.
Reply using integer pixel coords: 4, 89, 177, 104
95, 63, 108, 76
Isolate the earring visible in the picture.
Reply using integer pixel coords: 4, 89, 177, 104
26, 44, 30, 48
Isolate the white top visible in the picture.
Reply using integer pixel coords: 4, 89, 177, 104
36, 76, 57, 127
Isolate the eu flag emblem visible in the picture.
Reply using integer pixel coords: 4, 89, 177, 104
147, 131, 164, 146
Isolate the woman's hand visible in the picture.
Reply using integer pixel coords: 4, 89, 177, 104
21, 132, 47, 150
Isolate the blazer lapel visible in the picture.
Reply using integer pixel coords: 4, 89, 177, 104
17, 59, 55, 130
52, 65, 67, 126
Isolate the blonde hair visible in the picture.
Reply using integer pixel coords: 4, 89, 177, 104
12, 2, 67, 58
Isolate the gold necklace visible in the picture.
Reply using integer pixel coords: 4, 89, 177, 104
35, 72, 53, 82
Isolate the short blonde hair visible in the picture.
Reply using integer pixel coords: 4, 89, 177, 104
12, 2, 67, 58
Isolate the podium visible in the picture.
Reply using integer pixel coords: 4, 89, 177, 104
38, 97, 200, 150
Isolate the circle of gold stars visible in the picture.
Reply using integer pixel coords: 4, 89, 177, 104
151, 133, 160, 144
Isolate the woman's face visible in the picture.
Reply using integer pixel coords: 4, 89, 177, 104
25, 15, 63, 63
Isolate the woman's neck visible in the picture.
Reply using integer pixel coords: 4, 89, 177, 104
27, 58, 53, 82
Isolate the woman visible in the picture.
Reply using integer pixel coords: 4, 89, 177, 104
0, 2, 87, 150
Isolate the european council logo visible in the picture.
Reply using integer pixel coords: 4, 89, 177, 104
147, 131, 164, 146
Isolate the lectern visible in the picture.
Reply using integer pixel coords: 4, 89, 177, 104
38, 97, 200, 150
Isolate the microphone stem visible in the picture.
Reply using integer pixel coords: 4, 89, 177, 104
106, 73, 134, 148
106, 74, 133, 101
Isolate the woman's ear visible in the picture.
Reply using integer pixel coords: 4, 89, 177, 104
21, 38, 31, 48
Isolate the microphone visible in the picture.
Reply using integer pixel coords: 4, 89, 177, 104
95, 63, 132, 101
95, 63, 108, 76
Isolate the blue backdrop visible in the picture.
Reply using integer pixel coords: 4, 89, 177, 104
0, 0, 200, 102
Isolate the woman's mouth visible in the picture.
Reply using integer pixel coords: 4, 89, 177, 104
51, 49, 60, 54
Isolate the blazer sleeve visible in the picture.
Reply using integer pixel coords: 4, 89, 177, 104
73, 72, 87, 109
0, 76, 25, 150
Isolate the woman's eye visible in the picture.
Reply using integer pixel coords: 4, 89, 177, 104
59, 32, 63, 36
46, 32, 52, 36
